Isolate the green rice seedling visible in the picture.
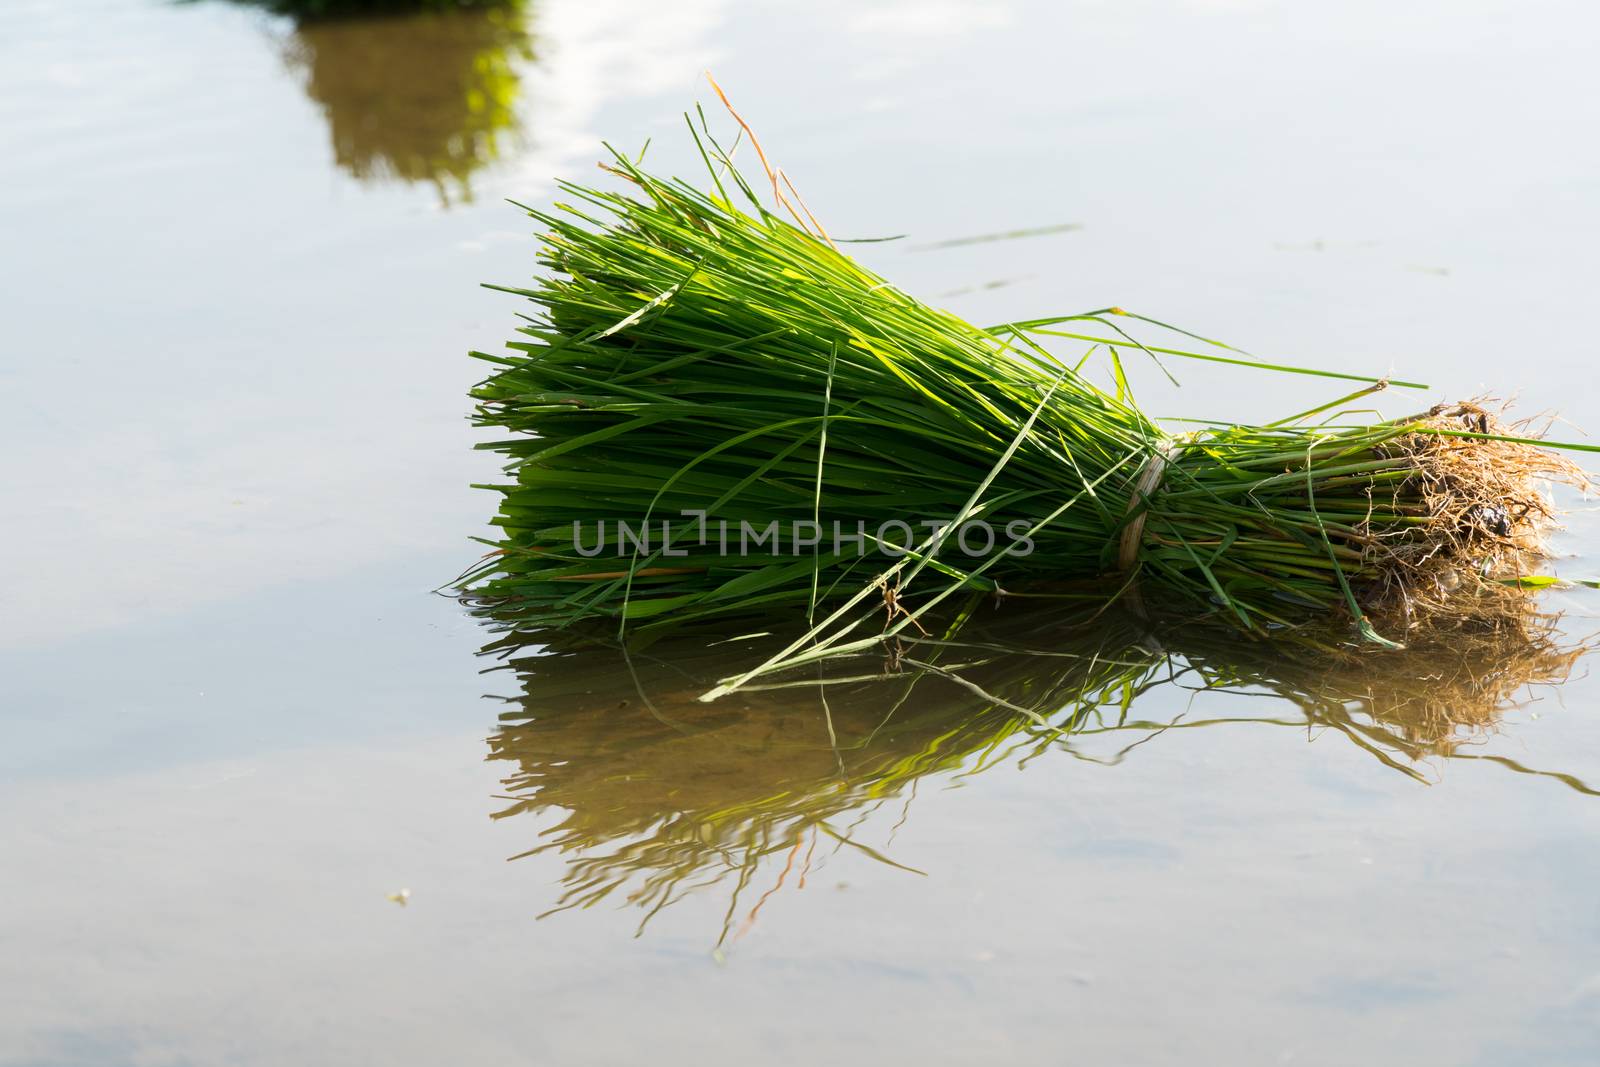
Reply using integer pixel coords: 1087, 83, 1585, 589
480, 597, 1591, 938
465, 107, 1589, 676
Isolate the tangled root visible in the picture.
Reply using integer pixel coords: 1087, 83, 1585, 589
1364, 400, 1589, 614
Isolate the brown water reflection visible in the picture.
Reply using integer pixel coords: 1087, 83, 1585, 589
480, 602, 1596, 940
274, 3, 534, 204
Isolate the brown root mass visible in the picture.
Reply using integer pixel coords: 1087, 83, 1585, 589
1364, 401, 1589, 614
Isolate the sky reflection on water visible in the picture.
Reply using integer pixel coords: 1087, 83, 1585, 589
2, 0, 1599, 1063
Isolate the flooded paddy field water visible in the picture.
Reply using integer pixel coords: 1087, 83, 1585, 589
3, 1, 1600, 1064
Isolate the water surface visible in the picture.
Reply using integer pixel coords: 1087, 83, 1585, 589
3, 0, 1600, 1064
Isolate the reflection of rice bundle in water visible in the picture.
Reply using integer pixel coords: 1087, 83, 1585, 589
280, 2, 531, 203
481, 598, 1592, 934
464, 120, 1588, 655
1164, 604, 1588, 760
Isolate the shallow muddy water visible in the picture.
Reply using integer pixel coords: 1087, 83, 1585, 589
3, 1, 1600, 1064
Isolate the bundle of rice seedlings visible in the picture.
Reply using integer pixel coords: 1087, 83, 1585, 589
465, 105, 1590, 668
481, 598, 1590, 935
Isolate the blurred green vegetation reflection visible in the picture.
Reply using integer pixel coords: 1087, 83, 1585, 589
273, 1, 533, 204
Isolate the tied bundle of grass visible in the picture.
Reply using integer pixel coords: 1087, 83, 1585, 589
465, 101, 1590, 665
481, 598, 1592, 935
